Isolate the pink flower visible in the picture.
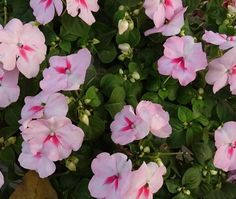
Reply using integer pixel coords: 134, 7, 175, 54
40, 48, 91, 93
88, 152, 132, 199
0, 171, 4, 188
21, 117, 84, 161
202, 30, 236, 50
66, 0, 99, 25
158, 36, 207, 86
205, 47, 236, 94
0, 65, 20, 108
30, 0, 63, 25
0, 19, 47, 78
213, 121, 236, 172
19, 91, 68, 126
110, 105, 149, 145
136, 101, 172, 138
125, 162, 166, 199
144, 0, 186, 36
18, 141, 56, 178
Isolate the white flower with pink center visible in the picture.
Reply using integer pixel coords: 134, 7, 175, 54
205, 47, 236, 94
18, 141, 56, 178
110, 105, 149, 145
0, 65, 20, 108
40, 48, 91, 93
158, 36, 207, 86
214, 122, 236, 172
21, 117, 84, 161
202, 30, 236, 50
125, 162, 166, 199
88, 152, 132, 199
66, 0, 99, 25
0, 19, 47, 78
19, 91, 68, 127
30, 0, 63, 25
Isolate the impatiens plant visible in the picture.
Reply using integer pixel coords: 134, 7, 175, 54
2, 0, 236, 198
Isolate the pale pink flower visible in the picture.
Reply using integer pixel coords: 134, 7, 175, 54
18, 141, 56, 178
202, 30, 236, 50
30, 0, 63, 25
110, 105, 149, 145
0, 171, 4, 188
66, 0, 99, 25
0, 65, 20, 108
158, 36, 207, 86
21, 117, 84, 161
136, 101, 172, 138
88, 152, 132, 199
205, 47, 236, 94
19, 91, 68, 125
125, 162, 166, 199
213, 121, 236, 172
0, 19, 47, 78
144, 0, 186, 36
40, 48, 91, 93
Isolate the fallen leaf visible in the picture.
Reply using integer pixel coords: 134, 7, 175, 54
10, 171, 58, 199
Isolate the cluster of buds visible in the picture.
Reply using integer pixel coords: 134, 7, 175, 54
177, 187, 191, 196
118, 68, 140, 83
118, 43, 133, 61
77, 100, 92, 126
0, 136, 17, 150
139, 145, 151, 158
202, 166, 218, 177
117, 6, 134, 35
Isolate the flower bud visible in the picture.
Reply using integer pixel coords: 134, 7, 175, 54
133, 9, 140, 15
119, 5, 125, 11
79, 114, 89, 126
84, 98, 91, 104
184, 189, 191, 195
66, 160, 77, 171
130, 78, 135, 83
119, 68, 124, 75
132, 71, 140, 80
0, 137, 4, 144
143, 146, 150, 153
210, 170, 218, 175
119, 43, 131, 53
85, 109, 91, 116
7, 137, 16, 145
118, 19, 129, 35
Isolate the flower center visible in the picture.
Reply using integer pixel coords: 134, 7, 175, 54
44, 133, 60, 146
121, 117, 135, 132
17, 43, 34, 62
137, 184, 150, 199
228, 141, 236, 158
104, 175, 119, 190
172, 57, 186, 70
54, 58, 72, 75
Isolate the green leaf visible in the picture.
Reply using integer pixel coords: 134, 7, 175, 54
166, 180, 181, 194
192, 142, 213, 165
59, 40, 71, 53
182, 167, 202, 190
60, 14, 90, 41
216, 100, 236, 122
97, 43, 117, 63
0, 147, 15, 167
105, 87, 126, 117
71, 179, 92, 199
116, 28, 141, 47
100, 74, 124, 96
84, 86, 102, 107
178, 106, 194, 122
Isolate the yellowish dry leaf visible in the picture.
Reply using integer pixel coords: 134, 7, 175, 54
10, 171, 58, 199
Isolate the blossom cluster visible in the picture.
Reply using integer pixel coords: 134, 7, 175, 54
30, 0, 99, 25
88, 152, 166, 199
111, 100, 172, 145
1, 0, 236, 197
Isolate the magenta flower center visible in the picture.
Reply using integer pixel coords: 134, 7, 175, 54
230, 65, 236, 75
44, 133, 60, 146
77, 0, 87, 7
164, 0, 173, 6
228, 141, 236, 158
137, 185, 150, 199
55, 58, 72, 74
227, 36, 235, 41
172, 57, 186, 70
40, 0, 53, 9
35, 151, 42, 158
104, 175, 119, 190
17, 43, 34, 62
121, 117, 135, 132
29, 105, 45, 114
